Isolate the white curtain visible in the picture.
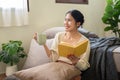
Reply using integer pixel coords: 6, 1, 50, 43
0, 0, 28, 27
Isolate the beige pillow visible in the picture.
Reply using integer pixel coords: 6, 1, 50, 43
43, 27, 65, 39
23, 39, 53, 69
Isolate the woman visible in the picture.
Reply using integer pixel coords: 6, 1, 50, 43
14, 9, 90, 80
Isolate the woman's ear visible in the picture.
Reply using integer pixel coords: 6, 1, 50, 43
77, 22, 81, 27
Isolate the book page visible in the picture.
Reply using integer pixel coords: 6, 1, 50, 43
74, 40, 88, 56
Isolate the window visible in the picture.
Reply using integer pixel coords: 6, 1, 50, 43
0, 0, 29, 27
0, 0, 25, 8
56, 0, 88, 4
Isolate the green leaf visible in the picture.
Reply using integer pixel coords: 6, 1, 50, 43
107, 0, 113, 4
0, 40, 26, 65
104, 26, 113, 31
102, 0, 120, 38
105, 4, 113, 13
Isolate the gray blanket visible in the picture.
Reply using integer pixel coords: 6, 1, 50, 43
82, 37, 120, 80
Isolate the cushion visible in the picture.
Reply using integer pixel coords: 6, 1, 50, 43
44, 27, 99, 39
43, 27, 65, 39
78, 28, 99, 38
23, 39, 53, 69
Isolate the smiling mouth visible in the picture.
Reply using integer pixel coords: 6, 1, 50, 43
65, 26, 70, 29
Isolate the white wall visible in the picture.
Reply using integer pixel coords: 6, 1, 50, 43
0, 0, 106, 73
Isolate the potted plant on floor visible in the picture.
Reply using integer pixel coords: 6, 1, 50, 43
102, 0, 120, 38
0, 40, 27, 76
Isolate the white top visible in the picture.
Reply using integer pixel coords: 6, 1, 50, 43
50, 32, 90, 71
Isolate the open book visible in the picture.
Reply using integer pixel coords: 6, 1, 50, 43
58, 40, 88, 57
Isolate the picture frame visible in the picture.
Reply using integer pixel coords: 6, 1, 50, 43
56, 0, 88, 4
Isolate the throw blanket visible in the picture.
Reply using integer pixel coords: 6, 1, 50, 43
82, 37, 120, 80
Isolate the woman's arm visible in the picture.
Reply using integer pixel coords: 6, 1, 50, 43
75, 40, 90, 71
43, 44, 51, 57
33, 32, 62, 59
33, 32, 52, 57
67, 38, 90, 71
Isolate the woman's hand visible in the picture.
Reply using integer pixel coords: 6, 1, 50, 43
33, 32, 47, 45
67, 54, 80, 65
33, 32, 38, 41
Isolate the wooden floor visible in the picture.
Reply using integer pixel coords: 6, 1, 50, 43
0, 73, 6, 80
0, 72, 119, 80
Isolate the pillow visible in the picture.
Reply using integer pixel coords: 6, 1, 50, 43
44, 27, 99, 39
23, 39, 53, 69
43, 27, 65, 39
78, 28, 99, 38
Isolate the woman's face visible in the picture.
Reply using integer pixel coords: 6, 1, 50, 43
64, 13, 78, 32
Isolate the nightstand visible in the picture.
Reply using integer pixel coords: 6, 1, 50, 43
0, 73, 6, 80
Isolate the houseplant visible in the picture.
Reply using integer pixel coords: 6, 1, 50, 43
0, 40, 27, 76
102, 0, 120, 38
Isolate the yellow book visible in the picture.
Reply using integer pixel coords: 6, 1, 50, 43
58, 40, 88, 57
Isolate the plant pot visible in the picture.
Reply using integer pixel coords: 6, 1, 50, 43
6, 65, 18, 76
